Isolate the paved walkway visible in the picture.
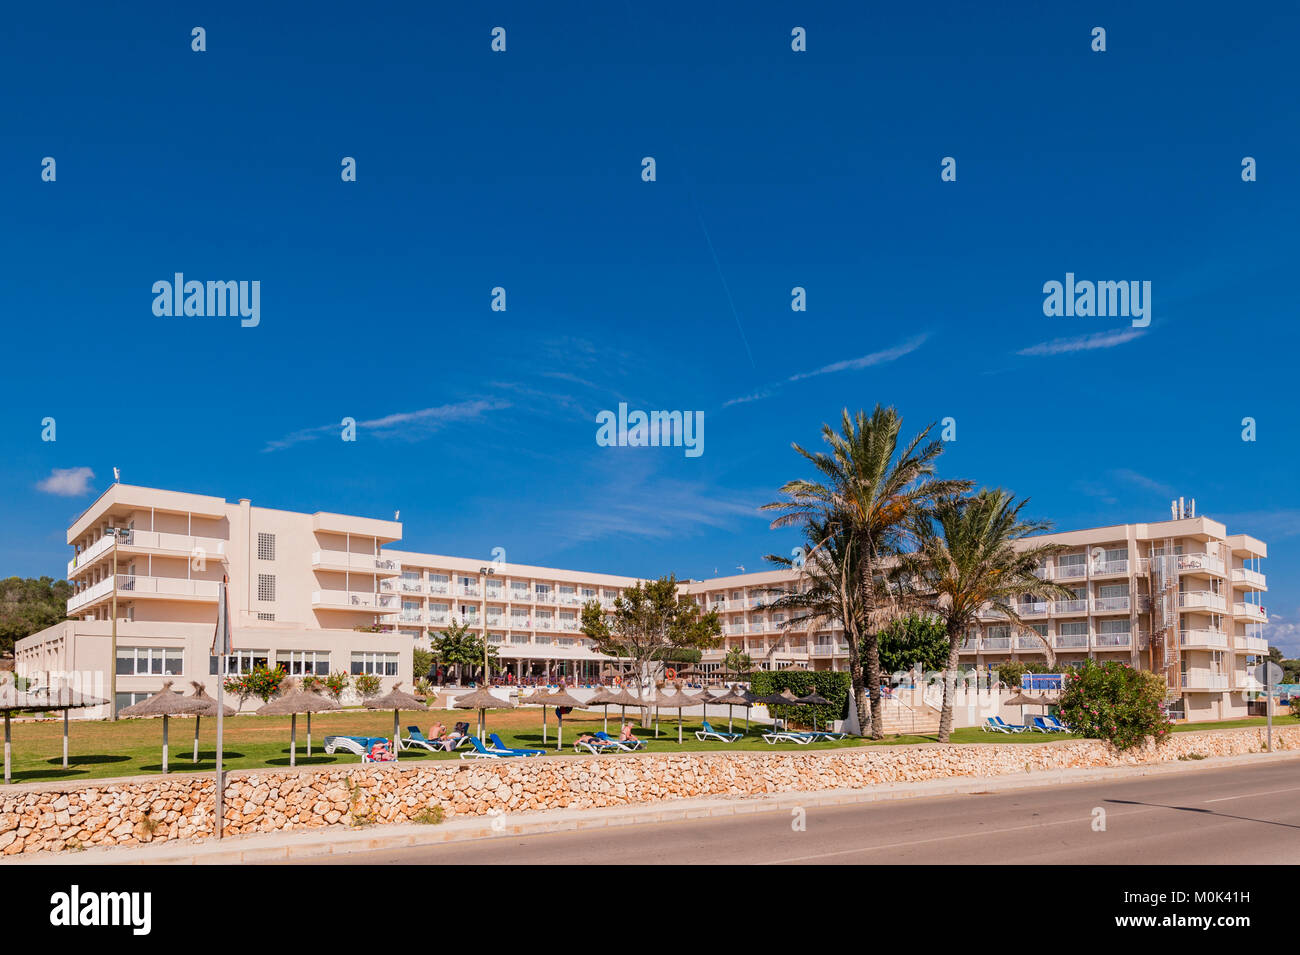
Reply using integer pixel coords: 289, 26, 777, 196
13, 748, 1299, 865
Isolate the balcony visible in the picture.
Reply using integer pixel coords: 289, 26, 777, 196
1093, 632, 1132, 648
427, 582, 450, 595
68, 530, 230, 578
1179, 629, 1228, 650
399, 611, 424, 623
1053, 563, 1088, 581
535, 592, 556, 605
1234, 603, 1267, 622
399, 580, 425, 594
509, 589, 533, 602
557, 593, 582, 607
509, 617, 532, 630
1231, 568, 1266, 590
456, 585, 481, 598
68, 574, 222, 614
1055, 633, 1090, 649
1235, 635, 1269, 654
312, 550, 400, 576
1178, 591, 1226, 612
1092, 596, 1131, 613
1052, 598, 1089, 616
1177, 553, 1224, 576
312, 590, 400, 612
1183, 673, 1229, 691
982, 637, 1012, 650
1015, 602, 1048, 618
427, 615, 449, 628
1090, 559, 1130, 577
810, 644, 847, 657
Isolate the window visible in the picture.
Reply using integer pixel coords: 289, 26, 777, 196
1098, 583, 1129, 598
256, 612, 275, 621
210, 650, 270, 675
115, 647, 183, 676
1097, 619, 1131, 634
351, 651, 398, 676
257, 574, 276, 602
275, 650, 329, 676
257, 533, 276, 561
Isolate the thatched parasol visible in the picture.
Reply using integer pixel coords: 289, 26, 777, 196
527, 688, 585, 750
185, 681, 235, 764
1005, 691, 1049, 726
603, 685, 643, 729
654, 685, 696, 743
710, 686, 752, 733
585, 686, 622, 734
256, 679, 337, 766
120, 681, 209, 773
452, 686, 516, 743
363, 683, 429, 752
29, 683, 109, 773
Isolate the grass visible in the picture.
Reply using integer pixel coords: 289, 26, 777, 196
2, 708, 1293, 785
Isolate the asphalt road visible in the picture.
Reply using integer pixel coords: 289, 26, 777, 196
305, 760, 1300, 865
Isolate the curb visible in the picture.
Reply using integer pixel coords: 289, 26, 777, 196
14, 747, 1300, 865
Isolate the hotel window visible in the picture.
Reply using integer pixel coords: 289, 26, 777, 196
211, 650, 269, 675
115, 690, 172, 711
257, 574, 276, 602
536, 584, 552, 598
115, 647, 183, 676
257, 533, 276, 561
1103, 547, 1128, 563
581, 587, 596, 599
1097, 583, 1129, 598
428, 574, 449, 594
276, 650, 329, 676
1058, 553, 1086, 574
351, 651, 398, 676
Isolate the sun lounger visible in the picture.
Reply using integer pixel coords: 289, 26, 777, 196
595, 731, 645, 751
762, 730, 813, 744
399, 726, 444, 752
695, 720, 742, 743
1037, 715, 1071, 733
573, 736, 624, 754
460, 736, 520, 760
488, 733, 545, 757
987, 716, 1027, 733
323, 735, 388, 757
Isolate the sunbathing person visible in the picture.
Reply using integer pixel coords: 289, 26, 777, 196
437, 728, 465, 751
619, 723, 639, 743
427, 721, 446, 741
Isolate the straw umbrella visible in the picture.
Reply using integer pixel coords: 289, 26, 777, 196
710, 686, 752, 734
120, 681, 209, 773
1005, 691, 1048, 727
453, 686, 515, 744
585, 686, 621, 734
255, 679, 337, 767
363, 682, 428, 751
32, 683, 108, 771
528, 688, 585, 750
795, 689, 831, 733
605, 685, 642, 730
0, 682, 52, 784
656, 685, 694, 743
185, 681, 235, 763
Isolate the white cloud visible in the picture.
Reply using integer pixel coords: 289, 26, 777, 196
1017, 328, 1144, 357
36, 467, 95, 497
1109, 468, 1174, 496
787, 335, 928, 383
263, 399, 509, 452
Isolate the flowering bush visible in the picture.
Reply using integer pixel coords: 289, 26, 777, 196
1057, 660, 1172, 751
299, 675, 325, 694
354, 673, 382, 699
321, 671, 350, 702
223, 665, 287, 704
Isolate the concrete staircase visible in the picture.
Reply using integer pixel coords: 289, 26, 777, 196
878, 698, 941, 736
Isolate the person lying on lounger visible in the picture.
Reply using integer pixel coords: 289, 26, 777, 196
368, 741, 396, 762
437, 728, 465, 751
619, 723, 639, 743
575, 733, 602, 746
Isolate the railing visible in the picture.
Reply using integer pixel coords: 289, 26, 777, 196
1055, 633, 1089, 648
1177, 553, 1224, 575
982, 637, 1012, 650
456, 586, 480, 598
69, 531, 230, 577
1183, 673, 1229, 691
1053, 598, 1088, 615
1092, 596, 1130, 612
427, 616, 449, 627
1234, 603, 1267, 621
312, 550, 398, 573
510, 617, 531, 629
66, 576, 115, 613
1093, 632, 1131, 648
67, 534, 118, 576
510, 589, 532, 601
535, 592, 556, 604
400, 581, 424, 593
312, 589, 399, 611
399, 611, 424, 623
427, 583, 450, 595
1054, 562, 1088, 580
1016, 635, 1048, 649
1179, 591, 1227, 611
1091, 559, 1129, 576
1236, 635, 1269, 653
1016, 602, 1048, 617
1179, 629, 1228, 649
1231, 568, 1266, 588
557, 594, 581, 606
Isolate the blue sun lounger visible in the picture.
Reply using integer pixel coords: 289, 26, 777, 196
461, 736, 523, 760
323, 736, 389, 757
595, 731, 645, 751
488, 733, 545, 757
695, 720, 742, 743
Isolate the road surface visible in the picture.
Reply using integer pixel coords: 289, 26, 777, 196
300, 760, 1300, 864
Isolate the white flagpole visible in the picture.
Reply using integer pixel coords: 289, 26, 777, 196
214, 575, 230, 841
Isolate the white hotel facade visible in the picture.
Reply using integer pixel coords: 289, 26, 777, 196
16, 484, 1270, 722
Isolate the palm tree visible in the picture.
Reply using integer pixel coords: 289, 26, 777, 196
903, 489, 1075, 742
724, 646, 754, 677
764, 406, 970, 738
431, 620, 499, 684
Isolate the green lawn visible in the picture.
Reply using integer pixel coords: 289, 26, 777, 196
2, 708, 1292, 785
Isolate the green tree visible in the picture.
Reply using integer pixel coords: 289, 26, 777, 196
1057, 659, 1172, 750
430, 620, 498, 683
875, 612, 951, 677
763, 406, 970, 738
903, 490, 1075, 742
724, 647, 753, 676
580, 575, 721, 720
0, 576, 72, 654
413, 647, 436, 681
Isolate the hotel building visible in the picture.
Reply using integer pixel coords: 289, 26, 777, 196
16, 484, 1269, 722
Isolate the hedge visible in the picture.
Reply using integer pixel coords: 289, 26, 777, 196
748, 670, 851, 730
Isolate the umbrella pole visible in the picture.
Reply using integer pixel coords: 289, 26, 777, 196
63, 709, 69, 769
603, 705, 608, 735
162, 714, 169, 774
306, 711, 312, 758
542, 706, 548, 745
290, 713, 297, 768
678, 711, 682, 744
557, 711, 563, 752
393, 709, 399, 752
4, 712, 10, 784
193, 714, 200, 763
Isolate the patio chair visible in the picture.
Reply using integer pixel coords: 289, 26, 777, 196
695, 720, 742, 743
798, 730, 848, 741
399, 726, 442, 752
488, 733, 545, 757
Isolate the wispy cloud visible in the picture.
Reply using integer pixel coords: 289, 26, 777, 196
787, 335, 928, 383
724, 335, 928, 408
263, 399, 509, 452
36, 467, 95, 497
1110, 468, 1174, 496
1017, 328, 1144, 357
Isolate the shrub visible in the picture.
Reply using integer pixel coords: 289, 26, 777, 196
749, 671, 851, 731
322, 671, 350, 702
1288, 696, 1300, 718
994, 661, 1052, 688
876, 613, 950, 675
354, 673, 382, 699
299, 675, 325, 694
412, 806, 445, 825
1057, 660, 1172, 751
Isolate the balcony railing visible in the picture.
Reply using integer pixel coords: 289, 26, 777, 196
510, 589, 532, 602
1183, 673, 1229, 691
1231, 568, 1266, 589
1090, 559, 1129, 576
69, 530, 230, 577
1236, 635, 1269, 653
510, 617, 532, 629
312, 589, 399, 611
982, 637, 1012, 650
1234, 603, 1267, 622
1177, 553, 1224, 576
1093, 632, 1132, 648
1179, 629, 1228, 649
1179, 591, 1227, 611
312, 550, 399, 574
1052, 598, 1088, 615
1055, 633, 1089, 648
1053, 562, 1088, 580
1092, 596, 1131, 612
1016, 602, 1048, 617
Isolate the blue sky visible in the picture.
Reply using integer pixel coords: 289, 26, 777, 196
2, 2, 1298, 652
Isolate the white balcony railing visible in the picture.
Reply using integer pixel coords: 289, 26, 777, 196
1053, 562, 1088, 580
68, 531, 229, 577
1091, 559, 1129, 576
982, 637, 1012, 650
1053, 598, 1089, 615
510, 589, 532, 602
1093, 632, 1132, 648
1179, 629, 1228, 649
1183, 673, 1229, 691
66, 576, 115, 613
1016, 602, 1048, 617
1179, 591, 1226, 612
1055, 633, 1090, 648
1236, 635, 1269, 653
1231, 568, 1266, 589
1092, 596, 1131, 612
312, 589, 399, 611
312, 550, 399, 574
1234, 603, 1267, 622
1177, 553, 1224, 576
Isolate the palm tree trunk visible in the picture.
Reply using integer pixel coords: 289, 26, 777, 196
862, 638, 885, 740
938, 630, 962, 743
